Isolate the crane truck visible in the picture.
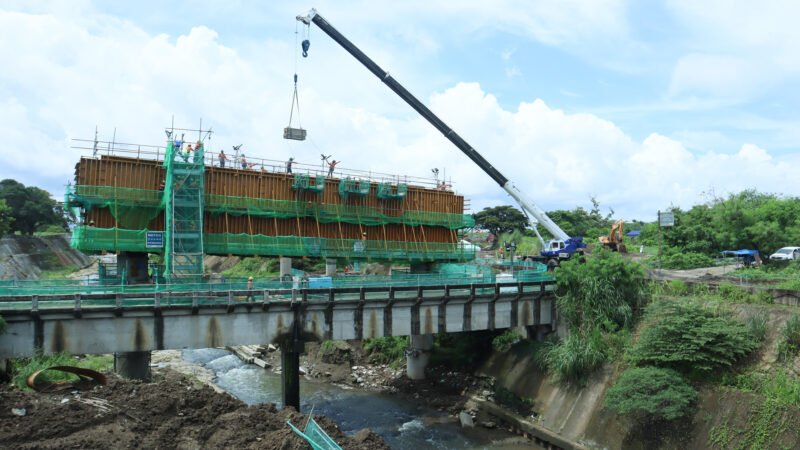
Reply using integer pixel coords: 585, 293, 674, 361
296, 9, 586, 267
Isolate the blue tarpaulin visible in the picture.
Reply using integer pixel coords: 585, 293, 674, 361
626, 230, 641, 237
720, 249, 760, 266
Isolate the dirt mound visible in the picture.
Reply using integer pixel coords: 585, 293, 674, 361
0, 370, 388, 450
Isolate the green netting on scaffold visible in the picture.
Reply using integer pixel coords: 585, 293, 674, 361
71, 227, 476, 262
163, 139, 205, 281
66, 184, 164, 229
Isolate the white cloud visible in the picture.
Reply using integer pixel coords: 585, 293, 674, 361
1, 5, 797, 226
666, 0, 800, 100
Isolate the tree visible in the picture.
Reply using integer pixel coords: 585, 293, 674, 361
0, 199, 12, 236
473, 205, 528, 240
0, 179, 65, 235
604, 367, 697, 422
547, 197, 613, 239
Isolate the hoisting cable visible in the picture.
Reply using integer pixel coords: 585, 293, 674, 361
284, 21, 307, 141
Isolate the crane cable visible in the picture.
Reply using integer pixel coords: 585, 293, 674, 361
287, 21, 304, 129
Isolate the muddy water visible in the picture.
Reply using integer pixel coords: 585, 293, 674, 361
180, 348, 540, 450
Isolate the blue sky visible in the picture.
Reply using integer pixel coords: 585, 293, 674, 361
2, 0, 799, 221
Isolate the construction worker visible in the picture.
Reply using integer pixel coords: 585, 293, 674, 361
183, 144, 193, 162
88, 220, 95, 227
218, 150, 228, 168
240, 154, 248, 169
247, 276, 254, 302
286, 157, 294, 174
327, 159, 339, 177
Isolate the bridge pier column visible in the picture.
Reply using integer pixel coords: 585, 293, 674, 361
279, 257, 292, 279
406, 334, 433, 380
325, 258, 337, 277
114, 351, 151, 381
281, 337, 304, 411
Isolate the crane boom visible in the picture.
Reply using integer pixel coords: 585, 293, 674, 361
297, 9, 573, 247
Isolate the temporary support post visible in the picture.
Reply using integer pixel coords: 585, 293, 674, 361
114, 351, 151, 381
406, 334, 433, 380
281, 323, 304, 411
325, 258, 337, 277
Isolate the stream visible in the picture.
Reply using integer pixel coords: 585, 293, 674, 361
180, 348, 539, 450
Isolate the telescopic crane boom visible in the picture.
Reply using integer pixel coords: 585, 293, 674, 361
296, 9, 585, 262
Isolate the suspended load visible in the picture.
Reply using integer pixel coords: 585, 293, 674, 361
284, 73, 307, 141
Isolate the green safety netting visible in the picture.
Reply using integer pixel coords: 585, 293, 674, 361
67, 186, 474, 229
70, 227, 476, 262
163, 140, 205, 281
66, 185, 164, 229
338, 177, 371, 199
376, 182, 407, 200
0, 267, 552, 298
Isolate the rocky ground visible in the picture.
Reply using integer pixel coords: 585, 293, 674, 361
0, 369, 389, 450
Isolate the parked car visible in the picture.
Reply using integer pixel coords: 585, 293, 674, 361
769, 246, 800, 261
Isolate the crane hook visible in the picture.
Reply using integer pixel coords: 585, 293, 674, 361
301, 39, 310, 57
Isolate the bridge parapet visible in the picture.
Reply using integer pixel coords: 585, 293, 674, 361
0, 280, 556, 359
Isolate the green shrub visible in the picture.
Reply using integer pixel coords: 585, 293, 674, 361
12, 353, 113, 390
664, 280, 689, 296
777, 315, 800, 362
627, 301, 758, 376
363, 336, 407, 366
222, 257, 279, 278
605, 367, 697, 422
492, 329, 522, 352
659, 251, 715, 270
537, 329, 608, 385
556, 249, 648, 332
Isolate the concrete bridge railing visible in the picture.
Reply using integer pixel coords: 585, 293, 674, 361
0, 280, 556, 359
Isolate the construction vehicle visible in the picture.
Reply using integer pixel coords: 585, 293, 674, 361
296, 9, 586, 268
599, 219, 627, 253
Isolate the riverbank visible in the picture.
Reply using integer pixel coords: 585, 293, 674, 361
227, 340, 550, 448
0, 366, 389, 449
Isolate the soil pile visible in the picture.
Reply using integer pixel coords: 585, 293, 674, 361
0, 370, 389, 450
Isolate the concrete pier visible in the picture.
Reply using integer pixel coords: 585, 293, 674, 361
281, 337, 304, 411
406, 334, 433, 380
325, 258, 337, 277
114, 351, 151, 381
279, 257, 292, 279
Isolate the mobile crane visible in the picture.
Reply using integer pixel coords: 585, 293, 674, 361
296, 9, 586, 267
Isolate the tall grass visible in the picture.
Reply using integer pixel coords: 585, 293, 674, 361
777, 314, 800, 362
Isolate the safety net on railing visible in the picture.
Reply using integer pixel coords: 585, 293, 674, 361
71, 227, 476, 262
0, 268, 552, 299
66, 185, 474, 229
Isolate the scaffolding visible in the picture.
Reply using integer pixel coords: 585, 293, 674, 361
163, 140, 205, 282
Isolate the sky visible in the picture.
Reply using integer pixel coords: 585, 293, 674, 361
1, 0, 799, 221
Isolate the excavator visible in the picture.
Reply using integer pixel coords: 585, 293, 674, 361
599, 220, 627, 253
295, 9, 586, 269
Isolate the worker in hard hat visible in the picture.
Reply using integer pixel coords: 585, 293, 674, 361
247, 276, 254, 302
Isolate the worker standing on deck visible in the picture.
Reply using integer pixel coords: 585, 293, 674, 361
327, 159, 339, 177
183, 144, 193, 162
240, 154, 248, 169
286, 157, 294, 174
218, 150, 228, 168
247, 276, 254, 302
